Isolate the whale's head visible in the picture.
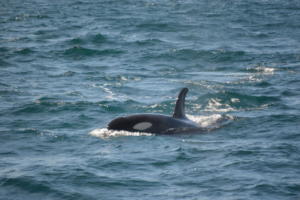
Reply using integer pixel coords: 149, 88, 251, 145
108, 116, 131, 131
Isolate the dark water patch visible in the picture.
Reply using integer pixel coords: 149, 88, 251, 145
0, 47, 10, 53
233, 114, 300, 140
267, 114, 300, 124
137, 147, 195, 167
0, 89, 22, 96
14, 128, 42, 135
13, 70, 34, 75
286, 78, 300, 86
31, 14, 50, 20
253, 52, 300, 64
11, 98, 143, 116
12, 101, 84, 115
227, 149, 258, 157
43, 119, 88, 130
208, 49, 248, 63
136, 22, 178, 32
144, 48, 249, 63
173, 147, 194, 162
249, 183, 284, 197
73, 64, 110, 71
91, 33, 107, 44
281, 90, 299, 97
67, 33, 107, 45
284, 183, 300, 196
82, 176, 164, 188
0, 47, 11, 59
282, 63, 300, 71
63, 46, 124, 58
34, 29, 55, 36
34, 29, 61, 40
101, 99, 143, 113
20, 101, 85, 114
270, 143, 300, 159
0, 82, 10, 87
0, 150, 18, 156
2, 176, 55, 194
0, 176, 89, 200
70, 0, 86, 6
14, 48, 35, 56
0, 59, 12, 67
135, 38, 164, 46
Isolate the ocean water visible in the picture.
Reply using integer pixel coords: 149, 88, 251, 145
1, 0, 300, 199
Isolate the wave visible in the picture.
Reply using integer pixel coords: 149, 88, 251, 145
91, 33, 107, 44
143, 48, 248, 63
11, 97, 143, 115
1, 176, 76, 199
15, 48, 35, 55
135, 38, 164, 46
0, 58, 10, 67
67, 33, 107, 45
0, 88, 23, 96
63, 46, 123, 58
136, 22, 177, 32
12, 100, 91, 114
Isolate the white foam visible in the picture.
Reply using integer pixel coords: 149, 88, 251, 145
89, 128, 152, 139
99, 85, 116, 100
91, 83, 120, 100
204, 98, 235, 112
254, 66, 275, 74
187, 114, 233, 129
231, 98, 240, 103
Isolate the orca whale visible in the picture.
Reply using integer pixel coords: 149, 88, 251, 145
107, 88, 204, 134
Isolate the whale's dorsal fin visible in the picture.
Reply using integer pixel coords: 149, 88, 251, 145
173, 88, 188, 119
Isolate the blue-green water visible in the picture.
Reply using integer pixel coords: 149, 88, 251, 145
1, 0, 300, 199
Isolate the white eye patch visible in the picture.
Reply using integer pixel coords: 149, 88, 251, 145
133, 122, 152, 131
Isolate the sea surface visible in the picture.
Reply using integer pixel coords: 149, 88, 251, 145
1, 0, 300, 199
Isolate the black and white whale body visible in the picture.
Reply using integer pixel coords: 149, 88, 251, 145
107, 88, 204, 134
